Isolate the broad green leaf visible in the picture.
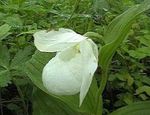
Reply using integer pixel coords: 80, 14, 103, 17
99, 0, 150, 69
0, 24, 11, 41
25, 50, 98, 114
109, 101, 150, 115
33, 89, 84, 115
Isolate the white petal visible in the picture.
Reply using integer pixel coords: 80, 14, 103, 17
79, 39, 98, 106
34, 28, 86, 52
42, 45, 83, 95
87, 39, 99, 60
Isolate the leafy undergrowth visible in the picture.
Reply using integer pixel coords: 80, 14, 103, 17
0, 0, 150, 115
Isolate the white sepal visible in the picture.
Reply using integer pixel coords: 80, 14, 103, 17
34, 28, 86, 52
79, 39, 98, 106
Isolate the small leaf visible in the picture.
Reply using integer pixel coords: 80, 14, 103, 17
123, 93, 134, 105
136, 86, 150, 96
128, 47, 150, 59
139, 94, 148, 100
126, 73, 134, 86
0, 44, 10, 68
112, 72, 134, 86
0, 24, 11, 41
4, 15, 23, 28
0, 70, 11, 87
7, 103, 20, 111
10, 46, 34, 70
141, 76, 150, 86
93, 0, 109, 14
138, 35, 150, 47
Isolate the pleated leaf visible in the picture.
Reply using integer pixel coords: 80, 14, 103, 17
99, 0, 150, 70
33, 89, 85, 115
109, 101, 150, 115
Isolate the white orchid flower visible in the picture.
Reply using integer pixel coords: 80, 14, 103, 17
33, 28, 98, 106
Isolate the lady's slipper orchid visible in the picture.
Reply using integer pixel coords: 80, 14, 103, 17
33, 28, 98, 106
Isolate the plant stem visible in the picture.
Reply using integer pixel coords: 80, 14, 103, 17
0, 90, 3, 115
65, 0, 81, 26
13, 80, 28, 115
95, 69, 108, 115
84, 31, 108, 115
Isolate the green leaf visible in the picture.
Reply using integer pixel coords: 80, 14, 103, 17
136, 86, 150, 96
0, 44, 11, 87
126, 74, 134, 86
0, 69, 11, 87
0, 44, 10, 68
99, 0, 150, 69
141, 76, 150, 86
0, 24, 11, 41
17, 30, 38, 36
117, 72, 134, 86
109, 101, 150, 115
128, 47, 150, 59
4, 14, 23, 28
10, 46, 34, 70
123, 93, 134, 105
25, 50, 98, 114
33, 89, 84, 115
93, 0, 109, 14
139, 35, 150, 47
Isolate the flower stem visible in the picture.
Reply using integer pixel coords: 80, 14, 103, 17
84, 32, 104, 45
95, 69, 108, 115
84, 31, 108, 115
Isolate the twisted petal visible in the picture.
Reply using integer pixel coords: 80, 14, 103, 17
79, 39, 98, 106
34, 28, 86, 52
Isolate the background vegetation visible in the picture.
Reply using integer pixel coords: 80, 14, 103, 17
0, 0, 150, 115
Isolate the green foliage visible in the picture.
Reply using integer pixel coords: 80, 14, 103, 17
0, 0, 150, 115
10, 46, 34, 70
0, 44, 34, 87
0, 44, 11, 87
0, 68, 11, 87
110, 101, 150, 115
33, 89, 85, 115
0, 24, 11, 41
99, 0, 150, 69
136, 86, 150, 96
128, 47, 150, 59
